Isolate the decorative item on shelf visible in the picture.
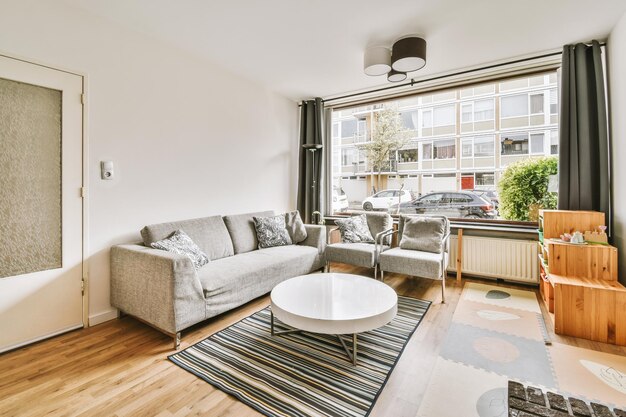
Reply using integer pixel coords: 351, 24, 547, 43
583, 225, 608, 244
560, 233, 572, 242
363, 35, 426, 83
570, 231, 584, 244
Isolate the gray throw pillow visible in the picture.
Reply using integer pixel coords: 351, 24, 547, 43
335, 214, 374, 243
253, 214, 293, 249
284, 210, 307, 244
399, 216, 445, 253
150, 229, 209, 269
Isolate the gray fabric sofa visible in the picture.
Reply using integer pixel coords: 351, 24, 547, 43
110, 210, 326, 347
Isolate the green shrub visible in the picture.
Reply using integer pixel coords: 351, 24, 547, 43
498, 157, 558, 221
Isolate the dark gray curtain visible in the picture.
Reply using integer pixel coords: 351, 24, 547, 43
558, 41, 610, 224
297, 98, 324, 224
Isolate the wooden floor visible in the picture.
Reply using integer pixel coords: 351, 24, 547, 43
2, 264, 625, 417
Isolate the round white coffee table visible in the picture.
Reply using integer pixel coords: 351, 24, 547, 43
270, 273, 398, 365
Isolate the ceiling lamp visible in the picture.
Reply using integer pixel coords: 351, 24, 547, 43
387, 69, 407, 83
363, 46, 391, 76
391, 36, 427, 73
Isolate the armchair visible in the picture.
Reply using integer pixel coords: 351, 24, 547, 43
378, 215, 451, 303
325, 212, 393, 279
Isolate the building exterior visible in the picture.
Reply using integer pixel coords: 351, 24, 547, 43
331, 72, 559, 209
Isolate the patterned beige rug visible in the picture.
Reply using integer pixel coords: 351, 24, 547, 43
418, 282, 626, 416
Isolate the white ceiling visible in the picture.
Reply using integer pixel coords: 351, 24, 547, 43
64, 0, 626, 101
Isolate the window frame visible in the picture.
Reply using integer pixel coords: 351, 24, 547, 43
432, 138, 456, 160
529, 92, 545, 115
500, 132, 530, 156
325, 64, 562, 227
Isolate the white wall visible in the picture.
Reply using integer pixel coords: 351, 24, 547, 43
609, 11, 626, 285
0, 0, 299, 324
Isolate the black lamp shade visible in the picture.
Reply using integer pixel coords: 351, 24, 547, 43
387, 69, 407, 83
391, 37, 427, 73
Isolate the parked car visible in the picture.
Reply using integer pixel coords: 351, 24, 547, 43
332, 188, 349, 213
389, 191, 498, 219
471, 189, 499, 209
362, 189, 413, 211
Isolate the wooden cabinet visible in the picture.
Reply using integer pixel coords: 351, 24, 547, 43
538, 210, 626, 346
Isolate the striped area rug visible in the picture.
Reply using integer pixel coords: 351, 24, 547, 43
169, 296, 430, 417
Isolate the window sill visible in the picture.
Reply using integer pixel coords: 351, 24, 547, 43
324, 215, 538, 235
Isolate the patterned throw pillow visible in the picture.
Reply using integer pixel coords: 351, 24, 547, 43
253, 214, 293, 249
150, 229, 209, 269
284, 210, 307, 244
335, 214, 374, 243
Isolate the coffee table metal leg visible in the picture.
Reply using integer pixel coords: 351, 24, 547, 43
337, 334, 358, 365
270, 310, 302, 336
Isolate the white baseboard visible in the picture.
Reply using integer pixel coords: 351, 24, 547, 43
89, 308, 118, 326
0, 324, 83, 354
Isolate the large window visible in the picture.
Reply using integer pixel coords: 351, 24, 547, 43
433, 139, 456, 159
461, 136, 494, 158
462, 99, 495, 123
501, 94, 528, 118
501, 133, 529, 155
329, 71, 559, 224
398, 148, 418, 163
433, 105, 455, 127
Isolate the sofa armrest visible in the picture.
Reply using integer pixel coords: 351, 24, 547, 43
110, 244, 205, 335
299, 224, 327, 255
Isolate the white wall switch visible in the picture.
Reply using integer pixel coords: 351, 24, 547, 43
101, 161, 114, 180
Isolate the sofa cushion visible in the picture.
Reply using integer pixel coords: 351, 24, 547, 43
141, 215, 234, 261
285, 210, 307, 244
253, 214, 292, 249
223, 210, 274, 254
399, 216, 445, 254
197, 245, 322, 317
150, 230, 209, 269
379, 247, 447, 280
325, 242, 389, 268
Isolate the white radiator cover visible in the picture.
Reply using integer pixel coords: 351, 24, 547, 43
448, 235, 539, 284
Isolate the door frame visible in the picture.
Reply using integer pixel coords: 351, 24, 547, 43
0, 50, 90, 328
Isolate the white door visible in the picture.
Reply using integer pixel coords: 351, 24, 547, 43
0, 55, 84, 353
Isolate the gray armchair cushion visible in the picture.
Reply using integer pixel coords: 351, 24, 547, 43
379, 247, 448, 280
285, 210, 307, 243
326, 242, 389, 268
399, 216, 445, 253
224, 210, 274, 254
335, 214, 374, 243
366, 212, 393, 245
141, 215, 234, 261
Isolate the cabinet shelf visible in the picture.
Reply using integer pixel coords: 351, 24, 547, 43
538, 209, 625, 346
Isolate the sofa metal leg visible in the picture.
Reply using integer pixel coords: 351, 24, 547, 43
441, 277, 446, 304
326, 262, 330, 273
374, 264, 378, 280
174, 332, 181, 349
380, 270, 384, 282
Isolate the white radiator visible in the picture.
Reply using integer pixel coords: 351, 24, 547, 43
448, 235, 539, 284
